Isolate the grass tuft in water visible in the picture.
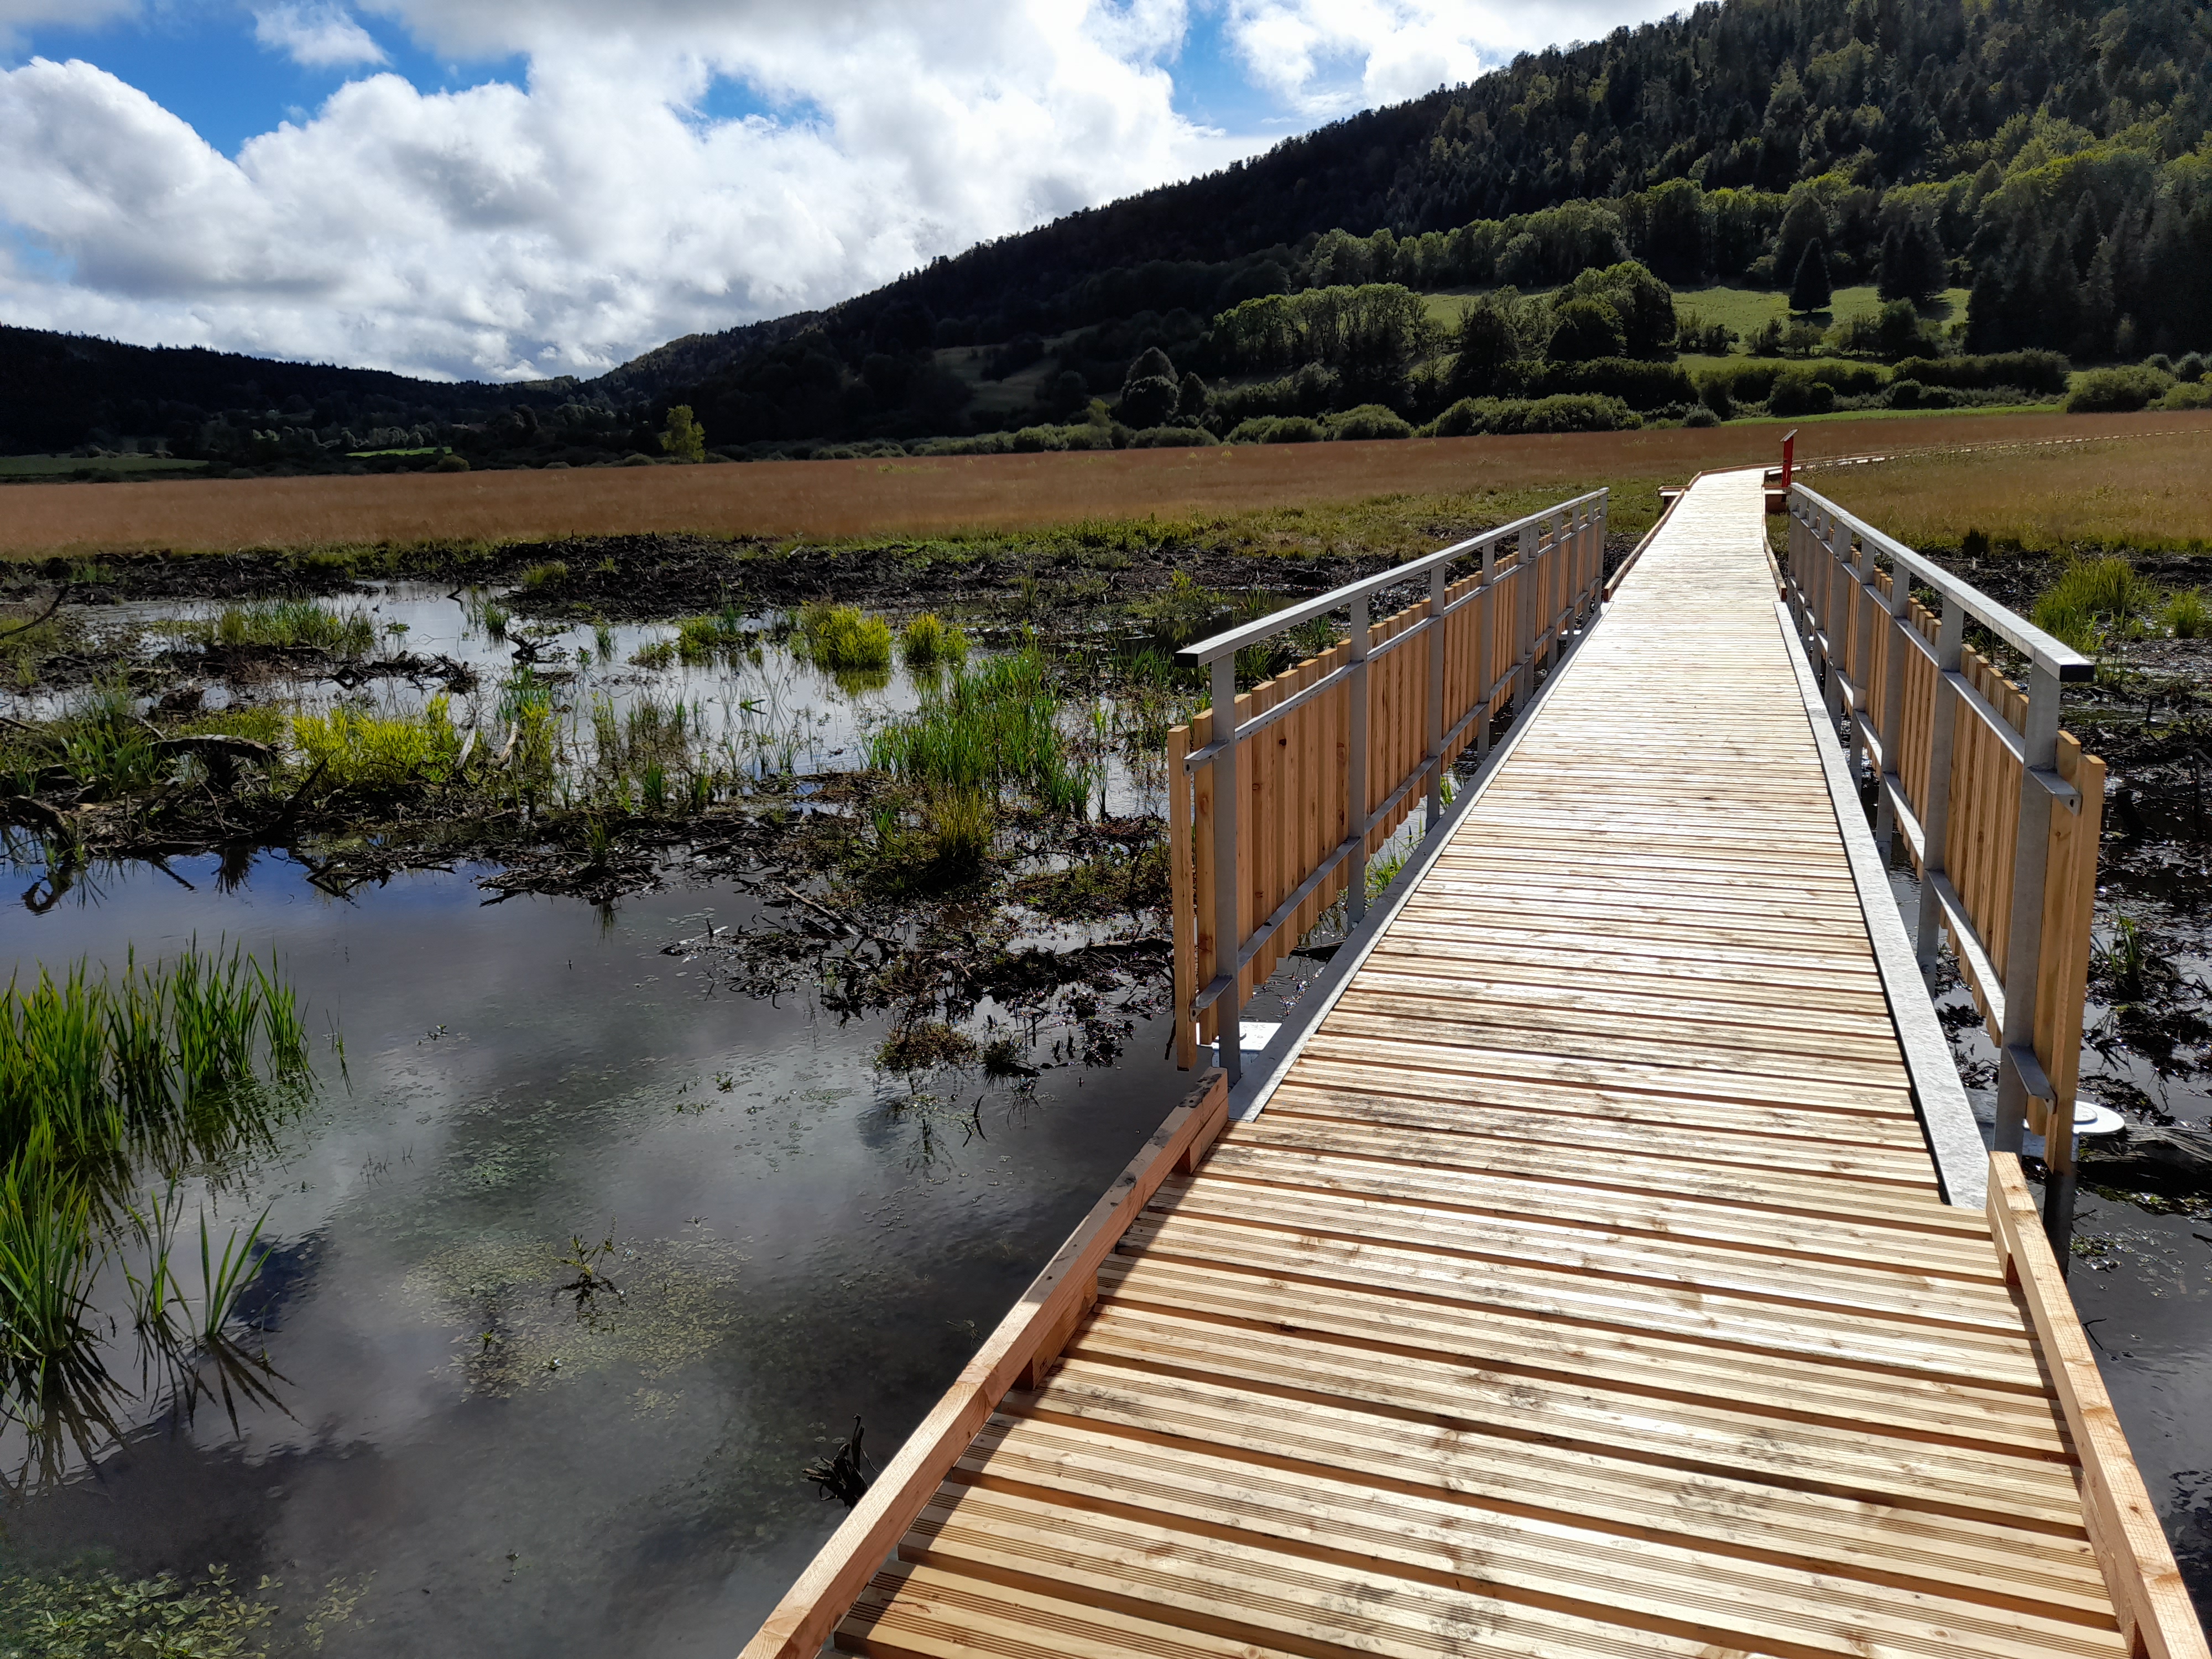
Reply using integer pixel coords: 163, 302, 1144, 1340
797, 603, 893, 674
212, 600, 376, 656
2167, 589, 2208, 639
2031, 556, 2163, 653
290, 696, 462, 796
899, 613, 967, 670
0, 946, 310, 1182
865, 649, 1086, 809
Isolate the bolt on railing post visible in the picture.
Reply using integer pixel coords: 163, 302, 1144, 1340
1913, 592, 1965, 967
1992, 661, 2063, 1159
1425, 564, 1447, 828
1210, 654, 1241, 1084
1347, 601, 1370, 925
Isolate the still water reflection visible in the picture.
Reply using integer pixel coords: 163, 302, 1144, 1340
2, 854, 1186, 1656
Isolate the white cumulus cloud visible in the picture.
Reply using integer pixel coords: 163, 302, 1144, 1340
253, 3, 388, 69
0, 2, 1257, 380
0, 0, 136, 51
1224, 0, 1678, 114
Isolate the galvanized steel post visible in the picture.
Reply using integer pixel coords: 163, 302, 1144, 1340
1210, 654, 1241, 1084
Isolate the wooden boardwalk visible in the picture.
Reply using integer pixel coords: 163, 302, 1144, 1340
811, 471, 2188, 1659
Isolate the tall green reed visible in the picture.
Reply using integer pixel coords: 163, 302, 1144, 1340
865, 648, 1087, 809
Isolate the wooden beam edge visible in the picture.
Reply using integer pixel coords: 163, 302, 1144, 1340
734, 1068, 1228, 1659
1989, 1151, 2210, 1659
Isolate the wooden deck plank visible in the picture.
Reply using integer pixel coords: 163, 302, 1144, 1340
786, 470, 2180, 1659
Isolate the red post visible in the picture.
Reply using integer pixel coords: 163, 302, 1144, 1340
1781, 428, 1798, 495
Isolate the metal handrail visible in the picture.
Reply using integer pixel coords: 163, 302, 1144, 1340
1172, 489, 1608, 667
1170, 488, 1608, 1081
1790, 486, 2093, 683
1782, 482, 2103, 1258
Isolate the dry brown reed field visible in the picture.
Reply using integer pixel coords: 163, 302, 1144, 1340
5, 408, 2208, 556
1812, 423, 2212, 552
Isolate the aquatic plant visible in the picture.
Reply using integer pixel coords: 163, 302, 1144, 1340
521, 560, 569, 589
481, 601, 512, 640
0, 947, 308, 1473
2168, 589, 2208, 639
875, 1021, 979, 1073
900, 613, 968, 669
0, 1152, 103, 1387
2031, 556, 2162, 652
865, 649, 1085, 808
802, 1416, 875, 1508
594, 621, 617, 658
212, 600, 376, 657
926, 791, 994, 869
0, 1560, 276, 1658
290, 696, 463, 796
630, 638, 677, 670
797, 603, 894, 673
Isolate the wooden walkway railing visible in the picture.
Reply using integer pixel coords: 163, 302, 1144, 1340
1782, 484, 2106, 1248
1165, 489, 1608, 1076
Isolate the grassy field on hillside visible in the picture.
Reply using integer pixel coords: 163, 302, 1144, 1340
1420, 283, 1970, 342
3, 409, 2205, 559
0, 454, 208, 478
1674, 284, 1970, 338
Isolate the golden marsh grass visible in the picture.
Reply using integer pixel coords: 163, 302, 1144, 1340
6, 410, 2207, 557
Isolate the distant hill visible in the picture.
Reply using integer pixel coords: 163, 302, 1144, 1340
6, 0, 2210, 471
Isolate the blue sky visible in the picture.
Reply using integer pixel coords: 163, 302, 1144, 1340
0, 1, 1670, 378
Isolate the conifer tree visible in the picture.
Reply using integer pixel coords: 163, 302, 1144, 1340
1790, 239, 1832, 315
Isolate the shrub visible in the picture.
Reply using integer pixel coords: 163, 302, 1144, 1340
1887, 352, 2062, 393
1420, 394, 1638, 436
434, 453, 469, 472
1767, 370, 1836, 415
1682, 406, 1719, 427
2067, 365, 2177, 413
1128, 425, 1220, 448
1324, 405, 1413, 440
1886, 378, 1924, 409
1225, 415, 1322, 444
2161, 381, 2212, 411
1531, 358, 1697, 409
1698, 378, 1734, 420
1546, 296, 1627, 362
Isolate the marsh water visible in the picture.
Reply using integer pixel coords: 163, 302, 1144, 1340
11, 580, 2212, 1641
1, 852, 1191, 1653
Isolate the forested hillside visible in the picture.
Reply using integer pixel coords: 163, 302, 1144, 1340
7, 0, 2212, 472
